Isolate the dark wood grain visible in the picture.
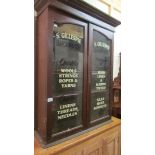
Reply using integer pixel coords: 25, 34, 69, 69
34, 11, 38, 130
35, 0, 120, 146
35, 0, 121, 28
36, 8, 49, 144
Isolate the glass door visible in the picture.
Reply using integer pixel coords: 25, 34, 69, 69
47, 10, 88, 142
88, 24, 113, 126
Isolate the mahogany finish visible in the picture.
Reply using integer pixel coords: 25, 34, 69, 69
35, 0, 121, 146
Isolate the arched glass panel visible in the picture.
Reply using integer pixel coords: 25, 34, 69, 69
90, 30, 111, 122
52, 23, 84, 134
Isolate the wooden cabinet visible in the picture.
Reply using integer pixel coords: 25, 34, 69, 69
104, 132, 120, 155
35, 0, 120, 146
112, 53, 121, 118
35, 117, 121, 155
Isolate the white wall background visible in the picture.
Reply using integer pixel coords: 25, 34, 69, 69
113, 25, 122, 79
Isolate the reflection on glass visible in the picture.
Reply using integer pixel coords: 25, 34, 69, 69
52, 94, 82, 134
53, 23, 84, 96
90, 30, 111, 122
52, 23, 84, 134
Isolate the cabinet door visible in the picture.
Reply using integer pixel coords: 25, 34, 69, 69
83, 141, 103, 155
88, 24, 113, 126
47, 9, 88, 142
103, 132, 119, 155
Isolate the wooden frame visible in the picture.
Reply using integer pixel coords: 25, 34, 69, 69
35, 0, 120, 146
46, 8, 88, 143
88, 23, 114, 127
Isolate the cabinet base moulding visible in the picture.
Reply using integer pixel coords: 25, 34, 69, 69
34, 117, 121, 155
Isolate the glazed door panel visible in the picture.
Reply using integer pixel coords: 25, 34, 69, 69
52, 23, 84, 135
47, 10, 88, 142
88, 24, 113, 126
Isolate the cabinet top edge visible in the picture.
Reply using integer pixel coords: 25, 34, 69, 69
34, 0, 121, 27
